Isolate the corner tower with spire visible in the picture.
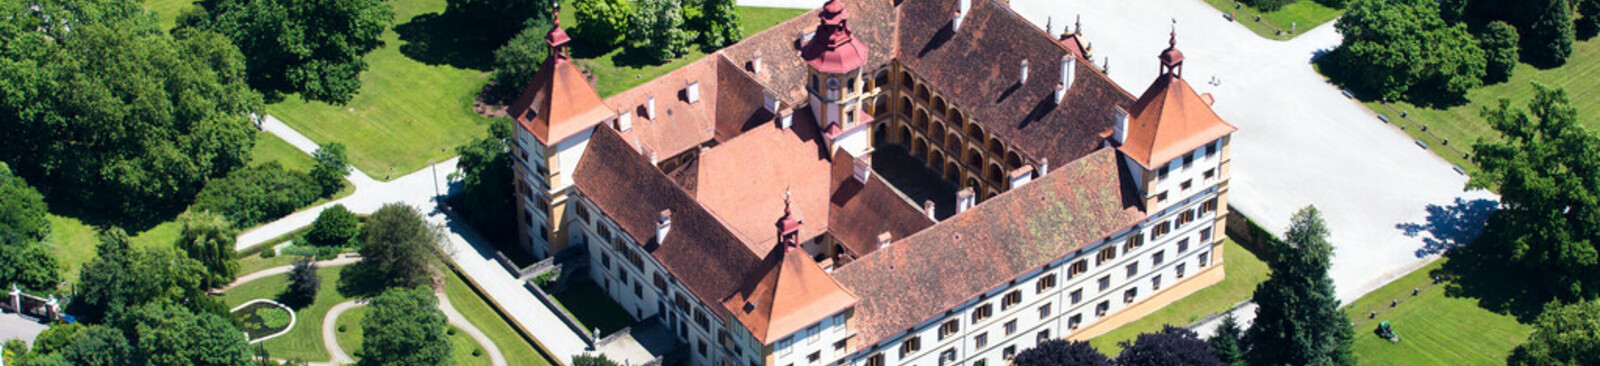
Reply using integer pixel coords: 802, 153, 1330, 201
801, 0, 874, 158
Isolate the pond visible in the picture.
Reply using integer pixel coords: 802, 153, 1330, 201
233, 300, 295, 342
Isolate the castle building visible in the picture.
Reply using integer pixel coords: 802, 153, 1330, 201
505, 0, 1236, 364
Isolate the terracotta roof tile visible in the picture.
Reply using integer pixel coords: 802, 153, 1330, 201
507, 35, 613, 145
833, 148, 1145, 346
691, 110, 835, 253
722, 240, 859, 345
895, 0, 1136, 165
606, 57, 720, 158
713, 55, 778, 142
1119, 74, 1236, 168
827, 151, 936, 258
721, 0, 898, 107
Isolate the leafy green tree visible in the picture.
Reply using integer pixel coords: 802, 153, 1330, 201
1579, 0, 1600, 39
1246, 206, 1355, 366
445, 0, 552, 44
29, 323, 85, 357
1247, 0, 1300, 12
0, 0, 262, 224
197, 0, 394, 104
361, 203, 441, 289
0, 162, 49, 241
192, 163, 322, 227
0, 234, 60, 292
1210, 313, 1246, 366
1116, 326, 1223, 366
1335, 0, 1485, 101
573, 354, 621, 366
74, 229, 208, 323
284, 256, 321, 308
308, 204, 361, 246
492, 24, 552, 97
56, 325, 133, 366
627, 0, 694, 63
1524, 0, 1574, 67
1482, 21, 1521, 83
360, 286, 452, 366
310, 142, 351, 198
699, 0, 741, 49
1508, 300, 1600, 365
123, 303, 252, 366
1012, 340, 1111, 366
175, 210, 239, 289
1469, 84, 1600, 301
574, 0, 632, 48
453, 119, 517, 244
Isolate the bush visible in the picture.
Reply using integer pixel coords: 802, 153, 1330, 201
338, 324, 348, 333
284, 256, 320, 308
627, 0, 694, 63
261, 249, 277, 258
472, 348, 483, 357
493, 25, 551, 98
0, 162, 50, 241
192, 163, 320, 227
574, 0, 632, 48
309, 143, 350, 198
307, 205, 360, 246
1482, 21, 1520, 83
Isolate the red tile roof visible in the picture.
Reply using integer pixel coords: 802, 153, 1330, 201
723, 219, 859, 345
721, 0, 898, 107
801, 0, 872, 74
506, 22, 613, 146
691, 110, 835, 253
833, 148, 1145, 347
827, 150, 935, 258
606, 57, 720, 158
1118, 40, 1235, 169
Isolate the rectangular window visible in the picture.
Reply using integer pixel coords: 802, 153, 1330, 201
1183, 152, 1194, 169
1152, 250, 1165, 266
865, 354, 884, 366
1004, 319, 1018, 335
1153, 221, 1172, 239
1180, 179, 1193, 191
1124, 288, 1138, 304
1126, 230, 1146, 251
695, 311, 709, 330
834, 339, 847, 353
1157, 191, 1169, 203
1003, 345, 1017, 360
939, 320, 960, 340
899, 336, 921, 357
1201, 227, 1214, 243
1070, 289, 1083, 305
938, 349, 957, 366
1001, 290, 1022, 310
576, 203, 591, 222
1178, 210, 1196, 227
1096, 301, 1110, 317
1036, 274, 1057, 293
777, 336, 793, 355
1037, 302, 1052, 319
1068, 314, 1082, 330
1201, 197, 1219, 214
1152, 274, 1163, 291
1200, 251, 1212, 267
1178, 238, 1190, 254
807, 351, 820, 364
1068, 260, 1088, 279
972, 303, 993, 323
1208, 139, 1221, 157
1176, 263, 1187, 279
806, 324, 821, 344
654, 273, 667, 291
1098, 276, 1111, 292
1158, 165, 1170, 180
1125, 263, 1139, 278
1204, 168, 1216, 180
1036, 329, 1051, 343
633, 281, 642, 297
974, 332, 988, 348
832, 313, 847, 334
1096, 246, 1117, 265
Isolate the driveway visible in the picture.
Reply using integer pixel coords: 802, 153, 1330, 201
1009, 0, 1497, 303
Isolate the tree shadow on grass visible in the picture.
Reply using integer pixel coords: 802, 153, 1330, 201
1396, 197, 1499, 257
337, 262, 389, 300
394, 11, 514, 71
1430, 220, 1551, 324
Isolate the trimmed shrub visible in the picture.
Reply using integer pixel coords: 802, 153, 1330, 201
192, 163, 320, 227
307, 204, 360, 246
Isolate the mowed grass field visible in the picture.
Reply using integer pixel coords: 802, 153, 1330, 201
141, 0, 192, 30
334, 307, 495, 366
1090, 238, 1270, 355
1361, 37, 1600, 174
219, 265, 354, 362
444, 265, 556, 366
1200, 0, 1341, 41
1342, 258, 1531, 365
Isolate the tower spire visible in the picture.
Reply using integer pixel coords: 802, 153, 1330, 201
546, 2, 571, 60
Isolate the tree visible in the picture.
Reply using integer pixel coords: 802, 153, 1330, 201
452, 119, 517, 244
1524, 0, 1575, 67
196, 0, 394, 104
360, 287, 452, 366
699, 0, 741, 49
1482, 21, 1521, 83
573, 354, 620, 366
444, 0, 552, 44
1011, 340, 1111, 366
627, 0, 694, 63
176, 210, 239, 289
1, 0, 263, 225
0, 162, 49, 241
1335, 0, 1485, 102
1210, 313, 1246, 366
285, 256, 321, 308
0, 233, 61, 292
1246, 206, 1355, 366
1247, 0, 1300, 12
492, 24, 552, 98
310, 143, 350, 198
1508, 300, 1600, 365
192, 163, 322, 227
56, 325, 133, 366
74, 229, 208, 323
360, 203, 441, 288
1579, 0, 1600, 39
123, 303, 252, 366
1116, 326, 1224, 366
574, 0, 632, 48
308, 204, 361, 246
1469, 84, 1600, 301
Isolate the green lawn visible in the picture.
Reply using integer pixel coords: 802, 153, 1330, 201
46, 215, 182, 284
333, 306, 493, 366
1090, 238, 1271, 355
444, 265, 555, 366
1343, 258, 1531, 365
549, 281, 633, 337
561, 2, 809, 97
334, 305, 366, 358
250, 133, 317, 173
219, 265, 355, 362
1358, 37, 1600, 175
1201, 0, 1341, 41
142, 0, 193, 30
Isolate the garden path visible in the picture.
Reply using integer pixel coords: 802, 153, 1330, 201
215, 254, 363, 293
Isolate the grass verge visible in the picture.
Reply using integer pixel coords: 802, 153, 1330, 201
333, 307, 493, 366
1089, 238, 1270, 355
444, 263, 556, 366
549, 281, 634, 337
1200, 0, 1341, 41
219, 265, 354, 362
1342, 258, 1531, 365
250, 133, 317, 172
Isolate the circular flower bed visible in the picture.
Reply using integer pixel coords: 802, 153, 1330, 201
232, 299, 296, 343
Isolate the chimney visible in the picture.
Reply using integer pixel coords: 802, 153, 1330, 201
686, 81, 701, 104
1058, 55, 1076, 103
617, 111, 633, 132
645, 96, 657, 119
1039, 158, 1050, 176
852, 156, 872, 183
778, 110, 794, 130
763, 93, 779, 114
656, 209, 672, 243
1009, 166, 1035, 189
650, 151, 659, 166
1019, 59, 1030, 85
877, 231, 893, 249
752, 51, 763, 74
956, 188, 976, 213
923, 200, 936, 220
952, 0, 970, 31
1112, 107, 1129, 144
